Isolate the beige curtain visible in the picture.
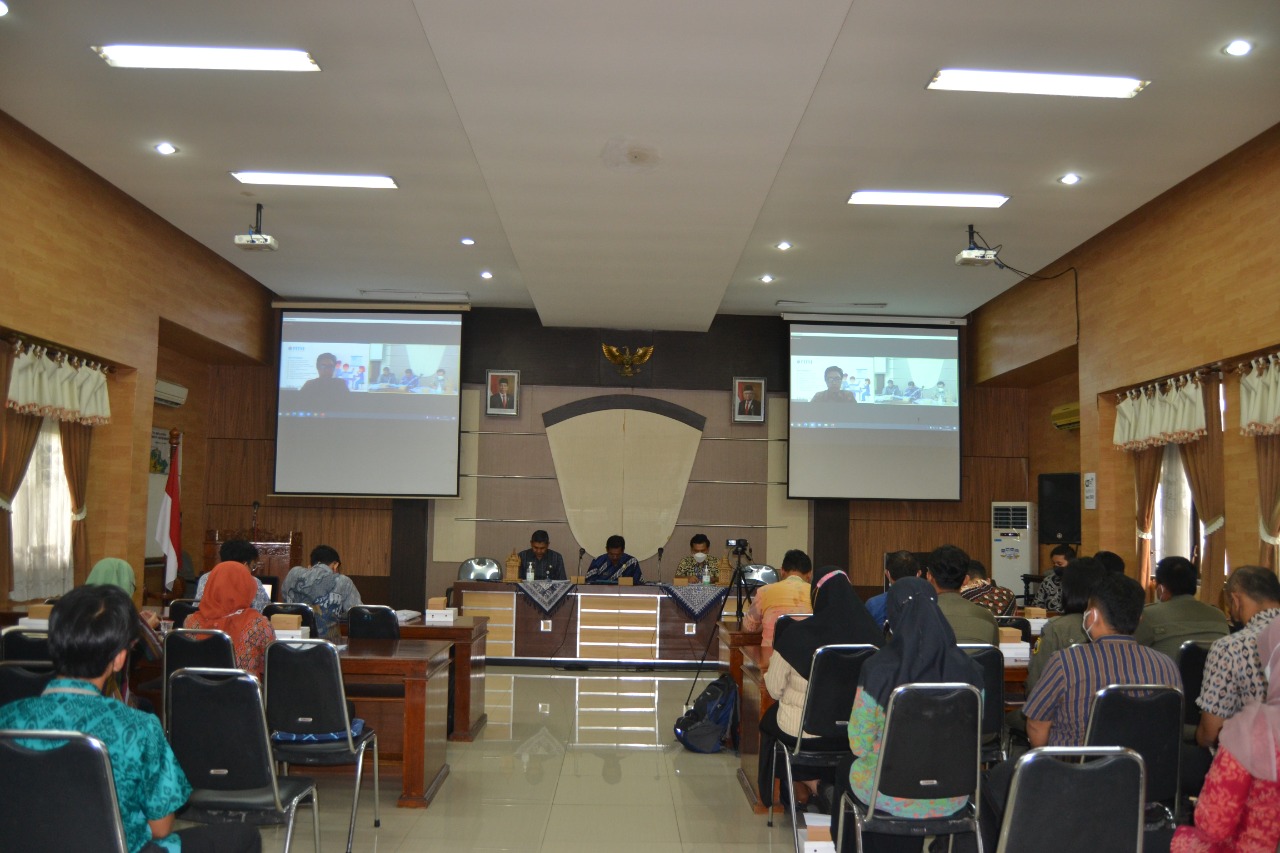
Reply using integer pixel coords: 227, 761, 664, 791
1133, 445, 1163, 590
59, 420, 93, 582
1180, 375, 1227, 606
1257, 434, 1280, 570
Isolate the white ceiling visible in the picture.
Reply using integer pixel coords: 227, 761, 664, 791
2, 0, 1278, 331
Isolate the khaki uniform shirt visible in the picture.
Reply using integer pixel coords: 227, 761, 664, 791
937, 591, 999, 645
1133, 594, 1230, 661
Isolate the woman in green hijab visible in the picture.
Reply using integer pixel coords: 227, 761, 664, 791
85, 557, 162, 708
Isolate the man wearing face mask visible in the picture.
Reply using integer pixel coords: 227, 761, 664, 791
1031, 544, 1076, 612
674, 533, 718, 583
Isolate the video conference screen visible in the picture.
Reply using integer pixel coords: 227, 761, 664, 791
274, 310, 462, 497
787, 322, 961, 500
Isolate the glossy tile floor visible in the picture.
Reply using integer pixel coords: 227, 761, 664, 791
236, 667, 796, 852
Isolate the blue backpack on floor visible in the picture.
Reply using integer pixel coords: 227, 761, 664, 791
674, 674, 738, 754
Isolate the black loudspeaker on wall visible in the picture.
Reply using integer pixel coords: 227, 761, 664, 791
1038, 473, 1081, 545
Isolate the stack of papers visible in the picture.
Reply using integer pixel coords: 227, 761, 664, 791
17, 617, 48, 630
1000, 641, 1032, 665
1027, 618, 1049, 636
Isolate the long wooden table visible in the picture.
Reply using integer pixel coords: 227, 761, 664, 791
338, 638, 451, 808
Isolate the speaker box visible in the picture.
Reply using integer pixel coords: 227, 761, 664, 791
1038, 473, 1081, 545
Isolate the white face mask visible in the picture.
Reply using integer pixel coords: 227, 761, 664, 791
693, 552, 707, 563
1081, 609, 1096, 641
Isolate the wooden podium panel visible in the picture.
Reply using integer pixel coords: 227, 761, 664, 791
203, 529, 303, 589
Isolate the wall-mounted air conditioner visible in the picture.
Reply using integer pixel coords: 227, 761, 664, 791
990, 501, 1037, 595
154, 379, 188, 408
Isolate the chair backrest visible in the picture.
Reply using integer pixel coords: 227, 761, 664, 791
0, 627, 50, 662
1176, 641, 1214, 727
796, 644, 877, 744
1085, 684, 1182, 805
167, 599, 200, 629
263, 603, 319, 635
264, 640, 355, 750
167, 667, 283, 807
347, 605, 400, 639
163, 629, 235, 686
741, 565, 778, 586
0, 730, 129, 852
958, 643, 1005, 740
0, 661, 57, 706
258, 575, 280, 602
995, 616, 1033, 643
458, 558, 502, 581
997, 746, 1145, 853
870, 682, 982, 810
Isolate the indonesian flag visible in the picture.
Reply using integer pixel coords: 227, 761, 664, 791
155, 443, 181, 590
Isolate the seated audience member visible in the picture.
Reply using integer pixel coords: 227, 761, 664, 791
377, 367, 396, 385
1196, 565, 1280, 749
585, 535, 642, 584
761, 568, 882, 808
959, 559, 1016, 617
1026, 557, 1108, 692
1031, 544, 1076, 612
926, 545, 998, 645
864, 551, 921, 630
844, 577, 983, 853
1135, 556, 1230, 660
282, 545, 363, 640
979, 573, 1183, 849
84, 557, 162, 708
184, 562, 275, 680
901, 381, 922, 402
517, 529, 567, 581
742, 549, 814, 650
1093, 550, 1126, 574
881, 379, 900, 397
1173, 618, 1280, 853
400, 368, 420, 389
195, 539, 270, 613
674, 533, 718, 583
0, 585, 260, 853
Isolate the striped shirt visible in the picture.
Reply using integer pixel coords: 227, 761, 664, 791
1023, 634, 1182, 746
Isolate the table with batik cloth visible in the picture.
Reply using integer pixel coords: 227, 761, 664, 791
453, 580, 729, 664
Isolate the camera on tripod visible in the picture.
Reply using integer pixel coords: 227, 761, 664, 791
726, 538, 749, 556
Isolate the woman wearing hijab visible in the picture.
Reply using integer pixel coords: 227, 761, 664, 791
760, 566, 883, 808
84, 557, 162, 708
1172, 618, 1280, 852
845, 576, 983, 853
184, 561, 275, 680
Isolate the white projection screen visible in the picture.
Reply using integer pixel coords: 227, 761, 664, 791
788, 322, 961, 500
274, 310, 462, 497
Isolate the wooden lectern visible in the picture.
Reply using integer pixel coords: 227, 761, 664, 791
203, 529, 304, 601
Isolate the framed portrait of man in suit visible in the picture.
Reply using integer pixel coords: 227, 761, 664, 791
733, 377, 765, 423
486, 369, 520, 416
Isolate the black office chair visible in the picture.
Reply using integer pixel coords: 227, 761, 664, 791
168, 667, 320, 853
0, 730, 129, 852
996, 746, 1145, 853
0, 661, 57, 706
167, 598, 200, 629
1085, 683, 1183, 826
959, 643, 1007, 763
162, 629, 235, 724
458, 558, 503, 581
836, 682, 983, 853
348, 605, 400, 640
1176, 640, 1214, 732
995, 616, 1033, 644
263, 603, 319, 637
768, 644, 877, 853
0, 627, 50, 662
266, 639, 380, 853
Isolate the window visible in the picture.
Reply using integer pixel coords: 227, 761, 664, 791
11, 417, 73, 601
1152, 442, 1196, 566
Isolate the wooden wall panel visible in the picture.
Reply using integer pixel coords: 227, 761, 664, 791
207, 365, 276, 440
848, 521, 988, 586
962, 387, 1029, 458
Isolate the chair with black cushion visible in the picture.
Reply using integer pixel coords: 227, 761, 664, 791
263, 603, 319, 637
959, 643, 1007, 763
1085, 683, 1182, 826
266, 639, 380, 853
995, 616, 1033, 644
768, 644, 877, 853
0, 627, 50, 662
836, 682, 983, 853
347, 605, 400, 640
0, 730, 129, 852
458, 558, 502, 581
162, 629, 235, 723
996, 746, 1145, 853
167, 667, 319, 853
0, 661, 57, 706
1176, 641, 1213, 733
167, 598, 200, 629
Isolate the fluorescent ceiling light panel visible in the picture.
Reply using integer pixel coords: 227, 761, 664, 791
93, 45, 319, 71
928, 68, 1148, 98
848, 191, 1008, 208
231, 172, 396, 189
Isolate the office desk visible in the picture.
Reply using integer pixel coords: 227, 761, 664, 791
339, 639, 451, 808
717, 619, 762, 691
738, 645, 777, 815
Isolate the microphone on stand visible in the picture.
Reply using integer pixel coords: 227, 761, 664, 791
577, 547, 587, 576
656, 547, 664, 583
251, 500, 261, 542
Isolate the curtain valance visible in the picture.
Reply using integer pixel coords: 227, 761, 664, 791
1239, 355, 1280, 436
6, 347, 111, 426
1112, 375, 1206, 451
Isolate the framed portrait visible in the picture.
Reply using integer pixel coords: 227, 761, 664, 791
485, 369, 520, 416
732, 377, 765, 423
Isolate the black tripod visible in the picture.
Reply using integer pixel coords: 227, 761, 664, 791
682, 546, 755, 710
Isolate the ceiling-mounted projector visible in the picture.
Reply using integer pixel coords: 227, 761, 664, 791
234, 233, 278, 251
955, 247, 997, 266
